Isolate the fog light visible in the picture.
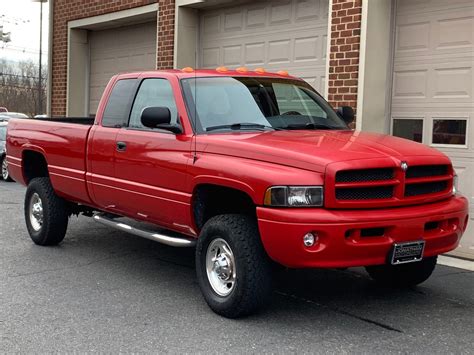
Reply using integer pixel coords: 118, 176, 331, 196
303, 232, 316, 247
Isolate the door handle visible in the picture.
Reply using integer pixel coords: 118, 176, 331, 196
116, 141, 127, 152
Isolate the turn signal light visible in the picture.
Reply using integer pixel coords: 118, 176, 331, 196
181, 67, 194, 73
216, 66, 229, 72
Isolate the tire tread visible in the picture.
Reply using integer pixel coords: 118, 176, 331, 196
25, 177, 69, 246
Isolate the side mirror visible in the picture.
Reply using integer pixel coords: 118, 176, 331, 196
337, 106, 355, 125
140, 107, 182, 134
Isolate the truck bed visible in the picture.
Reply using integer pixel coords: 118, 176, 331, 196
26, 117, 95, 125
6, 118, 94, 205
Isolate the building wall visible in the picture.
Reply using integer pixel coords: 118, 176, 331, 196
327, 0, 362, 115
51, 0, 175, 116
51, 0, 361, 117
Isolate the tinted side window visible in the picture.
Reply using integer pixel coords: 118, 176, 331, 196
129, 79, 178, 129
102, 79, 137, 127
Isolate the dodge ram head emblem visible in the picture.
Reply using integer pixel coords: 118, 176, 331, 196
401, 161, 408, 171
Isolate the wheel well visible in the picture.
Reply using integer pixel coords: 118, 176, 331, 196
193, 184, 256, 231
23, 150, 48, 183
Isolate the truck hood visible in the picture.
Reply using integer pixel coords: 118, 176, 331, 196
196, 130, 448, 173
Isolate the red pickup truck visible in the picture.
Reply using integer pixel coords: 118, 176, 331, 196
6, 69, 469, 318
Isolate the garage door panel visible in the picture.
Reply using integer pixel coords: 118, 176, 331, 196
244, 43, 265, 66
89, 22, 156, 115
200, 1, 328, 91
269, 1, 292, 25
397, 0, 474, 16
392, 60, 474, 106
392, 1, 474, 258
433, 67, 472, 100
395, 7, 474, 59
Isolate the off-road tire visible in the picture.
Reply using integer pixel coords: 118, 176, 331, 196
365, 256, 437, 287
196, 214, 273, 318
25, 177, 69, 246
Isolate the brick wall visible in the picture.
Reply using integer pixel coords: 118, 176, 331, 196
327, 0, 362, 119
156, 0, 175, 69
51, 0, 175, 116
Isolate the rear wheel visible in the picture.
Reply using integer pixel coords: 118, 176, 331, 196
365, 256, 437, 287
1, 156, 12, 181
196, 214, 273, 318
24, 177, 69, 246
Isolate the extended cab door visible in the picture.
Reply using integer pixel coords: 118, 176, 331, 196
87, 77, 138, 211
112, 76, 193, 232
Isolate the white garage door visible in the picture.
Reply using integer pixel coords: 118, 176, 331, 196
391, 0, 474, 259
89, 22, 157, 115
199, 0, 329, 93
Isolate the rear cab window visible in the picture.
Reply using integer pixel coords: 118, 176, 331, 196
101, 79, 137, 128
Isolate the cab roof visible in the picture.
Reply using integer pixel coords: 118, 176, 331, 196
116, 68, 302, 81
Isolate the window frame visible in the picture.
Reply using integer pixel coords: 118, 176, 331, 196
390, 116, 425, 143
429, 116, 469, 149
125, 77, 183, 135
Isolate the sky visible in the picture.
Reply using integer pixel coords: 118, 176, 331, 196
0, 0, 49, 63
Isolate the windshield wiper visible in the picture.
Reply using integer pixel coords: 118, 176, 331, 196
283, 123, 341, 130
206, 123, 273, 132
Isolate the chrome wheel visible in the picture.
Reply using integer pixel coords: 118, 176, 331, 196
206, 238, 236, 296
29, 193, 44, 231
1, 158, 8, 180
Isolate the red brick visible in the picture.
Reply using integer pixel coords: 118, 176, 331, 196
327, 0, 361, 118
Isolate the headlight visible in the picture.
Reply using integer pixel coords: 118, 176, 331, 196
452, 174, 458, 195
264, 186, 324, 207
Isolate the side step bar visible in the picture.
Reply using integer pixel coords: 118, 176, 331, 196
93, 213, 196, 248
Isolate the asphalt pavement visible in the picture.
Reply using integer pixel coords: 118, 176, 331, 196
1, 180, 473, 353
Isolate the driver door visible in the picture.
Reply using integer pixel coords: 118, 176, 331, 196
112, 77, 193, 230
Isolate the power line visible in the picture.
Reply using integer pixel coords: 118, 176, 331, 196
1, 45, 47, 56
0, 72, 42, 79
0, 84, 43, 90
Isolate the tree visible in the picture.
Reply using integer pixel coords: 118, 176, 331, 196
0, 59, 47, 116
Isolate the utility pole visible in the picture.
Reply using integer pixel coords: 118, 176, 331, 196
32, 0, 47, 115
39, 1, 43, 115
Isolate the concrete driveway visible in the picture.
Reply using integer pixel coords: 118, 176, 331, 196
1, 180, 473, 353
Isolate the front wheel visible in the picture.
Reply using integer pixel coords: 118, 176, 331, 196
1, 156, 13, 181
365, 256, 437, 287
24, 177, 69, 246
196, 214, 273, 318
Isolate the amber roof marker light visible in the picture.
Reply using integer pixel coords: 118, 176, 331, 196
181, 67, 194, 73
236, 66, 248, 73
216, 66, 229, 73
255, 68, 266, 74
277, 70, 289, 76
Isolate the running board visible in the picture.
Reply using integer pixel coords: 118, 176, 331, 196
93, 213, 196, 248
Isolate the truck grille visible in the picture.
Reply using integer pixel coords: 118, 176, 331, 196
336, 186, 393, 200
330, 163, 452, 208
406, 165, 448, 179
405, 181, 448, 197
336, 168, 394, 183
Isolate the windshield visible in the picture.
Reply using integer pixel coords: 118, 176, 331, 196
0, 126, 6, 141
181, 77, 348, 133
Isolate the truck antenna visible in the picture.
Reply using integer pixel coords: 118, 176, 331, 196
193, 50, 198, 164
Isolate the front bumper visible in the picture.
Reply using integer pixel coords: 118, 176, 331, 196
257, 195, 469, 268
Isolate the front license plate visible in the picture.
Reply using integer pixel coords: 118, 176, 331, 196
390, 240, 425, 265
